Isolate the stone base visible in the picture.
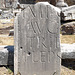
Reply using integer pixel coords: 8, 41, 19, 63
0, 46, 14, 65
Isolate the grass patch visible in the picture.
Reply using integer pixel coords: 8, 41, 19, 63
7, 68, 13, 74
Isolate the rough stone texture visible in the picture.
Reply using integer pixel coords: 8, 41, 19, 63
61, 22, 75, 35
0, 11, 14, 19
14, 2, 60, 75
61, 5, 75, 21
0, 0, 15, 8
0, 46, 14, 65
0, 0, 5, 9
5, 0, 15, 8
61, 43, 75, 59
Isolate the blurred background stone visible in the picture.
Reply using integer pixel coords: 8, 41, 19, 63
61, 22, 75, 35
64, 0, 75, 6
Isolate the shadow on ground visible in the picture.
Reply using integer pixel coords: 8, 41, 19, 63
62, 59, 75, 70
4, 46, 14, 72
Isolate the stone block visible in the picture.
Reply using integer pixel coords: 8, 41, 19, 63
0, 11, 14, 19
0, 46, 14, 65
61, 5, 75, 21
61, 22, 75, 35
61, 43, 75, 59
5, 0, 14, 8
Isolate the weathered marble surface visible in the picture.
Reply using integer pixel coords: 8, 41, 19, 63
14, 2, 60, 75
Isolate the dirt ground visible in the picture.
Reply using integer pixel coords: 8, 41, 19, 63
60, 35, 75, 44
0, 66, 13, 75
